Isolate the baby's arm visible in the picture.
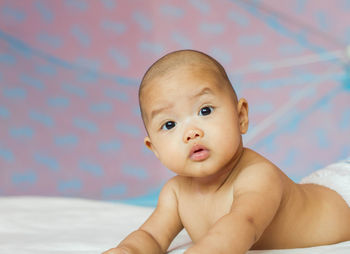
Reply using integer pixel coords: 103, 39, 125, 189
185, 164, 284, 254
103, 179, 183, 254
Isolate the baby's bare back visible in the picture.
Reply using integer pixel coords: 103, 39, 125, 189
253, 180, 350, 249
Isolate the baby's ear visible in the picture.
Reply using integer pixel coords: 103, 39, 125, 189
144, 137, 159, 158
237, 98, 249, 134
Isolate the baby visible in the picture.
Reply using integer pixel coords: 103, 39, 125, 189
104, 50, 350, 254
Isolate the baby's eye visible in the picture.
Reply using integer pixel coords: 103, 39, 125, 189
199, 106, 213, 116
161, 121, 176, 130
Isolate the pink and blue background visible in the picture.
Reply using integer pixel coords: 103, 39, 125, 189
1, 0, 349, 206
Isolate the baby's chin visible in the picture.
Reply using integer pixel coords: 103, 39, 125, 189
178, 167, 224, 179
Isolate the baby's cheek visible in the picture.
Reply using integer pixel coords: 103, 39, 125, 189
219, 133, 241, 155
159, 147, 182, 170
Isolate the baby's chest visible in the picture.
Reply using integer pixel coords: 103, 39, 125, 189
178, 194, 233, 241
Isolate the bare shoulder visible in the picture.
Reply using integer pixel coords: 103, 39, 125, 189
158, 177, 180, 204
161, 175, 189, 193
236, 149, 285, 185
158, 175, 191, 205
233, 148, 286, 193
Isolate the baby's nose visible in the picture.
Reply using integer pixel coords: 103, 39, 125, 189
183, 128, 204, 143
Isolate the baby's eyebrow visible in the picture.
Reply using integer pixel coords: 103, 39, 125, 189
150, 103, 174, 120
191, 87, 213, 99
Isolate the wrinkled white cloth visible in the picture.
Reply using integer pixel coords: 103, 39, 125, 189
0, 196, 350, 254
300, 157, 350, 207
0, 196, 190, 254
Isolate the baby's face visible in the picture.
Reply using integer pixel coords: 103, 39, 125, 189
142, 66, 248, 178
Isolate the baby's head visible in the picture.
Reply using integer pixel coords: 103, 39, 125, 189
138, 50, 248, 177
139, 50, 238, 127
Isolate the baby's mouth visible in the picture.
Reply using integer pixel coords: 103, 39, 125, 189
189, 144, 210, 161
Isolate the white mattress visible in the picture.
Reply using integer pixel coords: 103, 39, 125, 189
0, 196, 349, 254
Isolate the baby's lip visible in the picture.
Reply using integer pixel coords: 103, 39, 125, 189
189, 144, 210, 161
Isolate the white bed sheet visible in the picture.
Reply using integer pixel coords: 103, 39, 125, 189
0, 196, 349, 254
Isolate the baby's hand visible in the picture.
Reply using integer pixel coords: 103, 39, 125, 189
102, 247, 130, 254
